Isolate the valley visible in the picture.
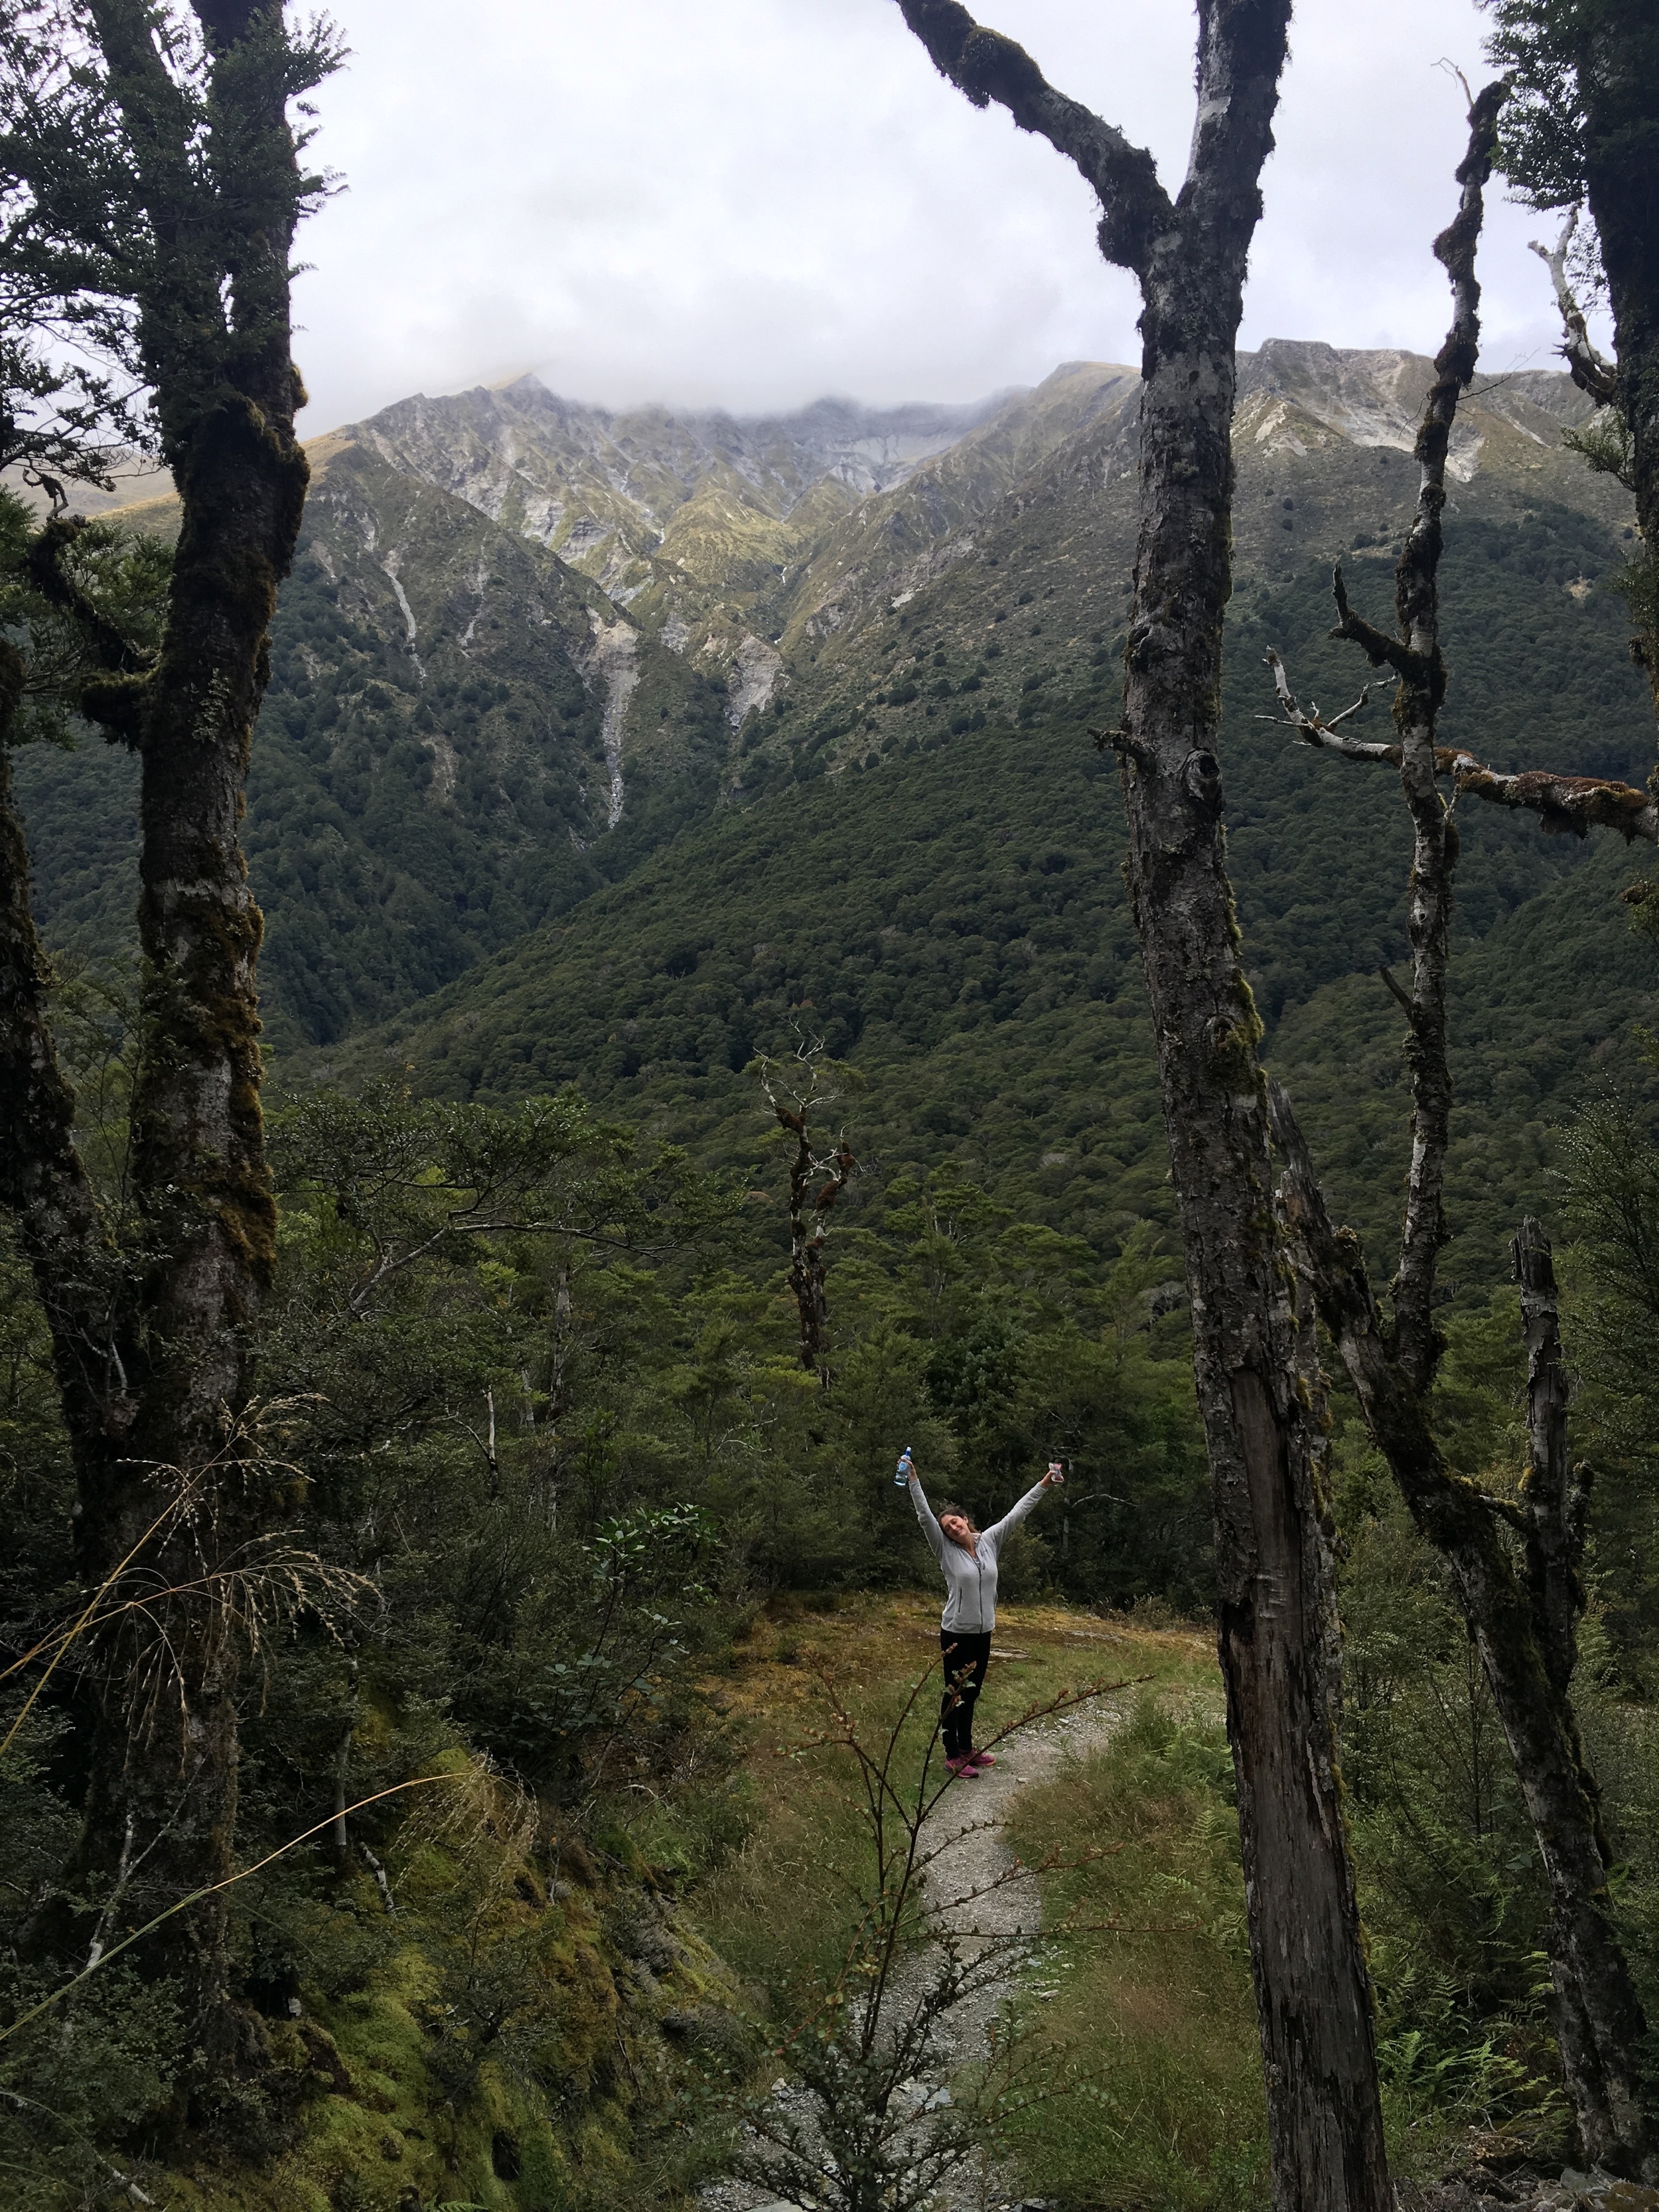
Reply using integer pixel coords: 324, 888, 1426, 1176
19, 342, 1655, 1295
12, 7, 1659, 2206
9, 336, 1659, 2212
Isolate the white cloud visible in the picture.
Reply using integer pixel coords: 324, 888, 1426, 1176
291, 0, 1589, 433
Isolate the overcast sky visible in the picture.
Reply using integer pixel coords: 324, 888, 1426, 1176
292, 0, 1586, 435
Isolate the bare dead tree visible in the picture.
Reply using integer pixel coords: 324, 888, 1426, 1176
758, 1038, 857, 1381
890, 7, 1390, 2205
1532, 209, 1621, 416
1263, 82, 1655, 2179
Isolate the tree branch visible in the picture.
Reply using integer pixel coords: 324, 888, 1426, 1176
1263, 643, 1659, 842
1512, 1217, 1590, 1698
1387, 83, 1504, 1393
25, 516, 151, 680
1530, 208, 1620, 408
1269, 1080, 1529, 1542
892, 0, 1173, 275
1406, 80, 1508, 609
1453, 759, 1658, 843
1326, 564, 1425, 679
1267, 1081, 1385, 1350
0, 656, 120, 1446
1260, 646, 1398, 761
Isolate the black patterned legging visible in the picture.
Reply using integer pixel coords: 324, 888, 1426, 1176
939, 1630, 991, 1759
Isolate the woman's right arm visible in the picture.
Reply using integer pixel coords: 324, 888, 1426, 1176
908, 1468, 948, 1564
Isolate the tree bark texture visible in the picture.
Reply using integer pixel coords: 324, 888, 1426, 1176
82, 0, 295, 1451
1578, 2, 1659, 705
894, 7, 1390, 2205
1262, 82, 1654, 2171
1273, 1106, 1654, 2171
0, 0, 316, 2062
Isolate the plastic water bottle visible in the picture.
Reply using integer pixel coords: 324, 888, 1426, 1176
894, 1446, 914, 1488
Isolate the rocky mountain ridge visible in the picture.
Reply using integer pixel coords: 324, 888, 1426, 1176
333, 342, 1628, 770
18, 341, 1642, 1067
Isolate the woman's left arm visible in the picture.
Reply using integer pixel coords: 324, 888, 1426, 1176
981, 1469, 1058, 1556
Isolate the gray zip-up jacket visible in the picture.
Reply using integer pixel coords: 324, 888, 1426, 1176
908, 1471, 1048, 1635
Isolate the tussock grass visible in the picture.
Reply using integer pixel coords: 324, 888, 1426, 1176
674, 1595, 1263, 2205
1000, 1690, 1267, 2208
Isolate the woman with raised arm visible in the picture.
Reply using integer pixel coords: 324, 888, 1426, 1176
899, 1451, 1064, 1779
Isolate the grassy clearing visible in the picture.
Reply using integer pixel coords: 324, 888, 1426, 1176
670, 1589, 1585, 2207
683, 1595, 1198, 1990
666, 1592, 1259, 2204
1001, 1690, 1266, 2211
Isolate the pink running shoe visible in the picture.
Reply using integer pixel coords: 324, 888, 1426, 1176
968, 1750, 997, 1769
944, 1755, 979, 1779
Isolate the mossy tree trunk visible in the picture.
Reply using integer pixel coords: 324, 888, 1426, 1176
892, 7, 1390, 2205
0, 0, 330, 2069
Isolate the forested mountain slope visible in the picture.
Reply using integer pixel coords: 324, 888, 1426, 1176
15, 344, 1654, 1295
317, 496, 1656, 1294
17, 439, 736, 1045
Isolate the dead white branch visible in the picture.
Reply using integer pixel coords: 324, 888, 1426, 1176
1530, 208, 1619, 406
1262, 647, 1659, 844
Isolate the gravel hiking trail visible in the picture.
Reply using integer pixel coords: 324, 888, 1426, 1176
905, 1641, 1136, 2077
704, 1630, 1139, 2212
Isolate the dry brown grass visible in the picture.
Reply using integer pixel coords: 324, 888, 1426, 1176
678, 1592, 1265, 2207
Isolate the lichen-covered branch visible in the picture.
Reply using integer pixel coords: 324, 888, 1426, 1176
1453, 757, 1658, 841
1295, 87, 1501, 1394
1260, 645, 1395, 761
1263, 642, 1659, 840
1329, 567, 1425, 682
1382, 82, 1505, 1396
1531, 208, 1621, 408
893, 0, 1173, 275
